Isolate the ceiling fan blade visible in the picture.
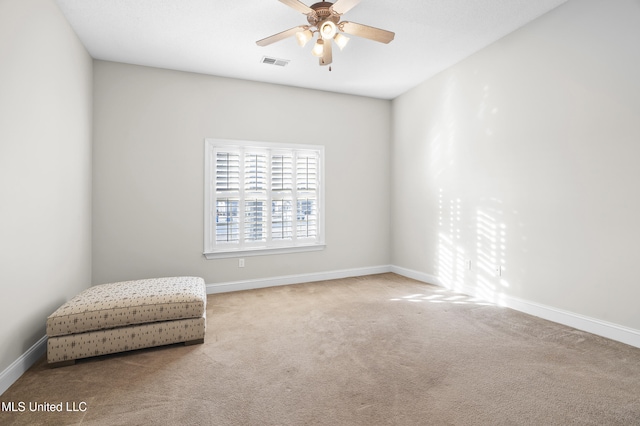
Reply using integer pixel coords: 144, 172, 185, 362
320, 39, 333, 66
330, 0, 361, 15
278, 0, 314, 15
256, 26, 306, 47
340, 21, 395, 44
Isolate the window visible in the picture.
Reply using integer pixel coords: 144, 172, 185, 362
204, 139, 325, 259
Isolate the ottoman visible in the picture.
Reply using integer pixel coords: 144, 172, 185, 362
46, 276, 206, 367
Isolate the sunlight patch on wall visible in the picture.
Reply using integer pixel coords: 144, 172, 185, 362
436, 189, 510, 306
475, 204, 509, 304
477, 84, 499, 138
436, 189, 467, 293
427, 74, 461, 180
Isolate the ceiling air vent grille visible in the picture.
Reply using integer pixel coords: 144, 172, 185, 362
261, 56, 290, 67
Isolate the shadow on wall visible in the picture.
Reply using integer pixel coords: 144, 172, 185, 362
436, 189, 510, 305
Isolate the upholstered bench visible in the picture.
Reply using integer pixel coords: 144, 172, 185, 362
46, 276, 206, 367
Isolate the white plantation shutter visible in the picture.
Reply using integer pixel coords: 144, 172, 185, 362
213, 150, 240, 245
296, 154, 317, 191
245, 153, 267, 191
244, 152, 267, 242
205, 140, 324, 258
215, 152, 240, 191
215, 199, 239, 243
271, 198, 293, 240
297, 198, 317, 239
245, 199, 267, 241
271, 153, 293, 191
296, 153, 318, 239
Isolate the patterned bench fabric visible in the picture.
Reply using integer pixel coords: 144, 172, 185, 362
47, 316, 206, 363
47, 277, 206, 337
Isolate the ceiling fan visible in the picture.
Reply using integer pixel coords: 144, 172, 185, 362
256, 0, 395, 67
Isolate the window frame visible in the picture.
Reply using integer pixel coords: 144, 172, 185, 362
203, 138, 325, 259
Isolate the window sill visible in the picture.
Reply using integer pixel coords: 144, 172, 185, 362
203, 244, 326, 260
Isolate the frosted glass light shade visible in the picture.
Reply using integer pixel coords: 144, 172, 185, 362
311, 39, 324, 57
296, 29, 313, 47
334, 33, 350, 50
319, 21, 337, 40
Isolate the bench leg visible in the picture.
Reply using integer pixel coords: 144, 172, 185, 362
49, 359, 76, 368
184, 338, 204, 346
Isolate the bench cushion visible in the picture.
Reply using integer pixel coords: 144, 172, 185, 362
47, 277, 206, 337
47, 316, 206, 363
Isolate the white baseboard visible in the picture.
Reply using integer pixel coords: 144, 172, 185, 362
0, 335, 47, 396
2, 267, 391, 396
503, 296, 640, 349
390, 265, 440, 287
206, 265, 392, 294
4, 265, 639, 396
391, 265, 640, 349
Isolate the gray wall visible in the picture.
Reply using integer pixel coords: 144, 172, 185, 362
0, 0, 92, 374
391, 0, 640, 330
92, 61, 391, 285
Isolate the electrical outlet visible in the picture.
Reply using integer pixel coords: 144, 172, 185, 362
496, 266, 502, 276
239, 258, 245, 268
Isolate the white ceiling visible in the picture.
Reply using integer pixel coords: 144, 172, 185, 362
55, 0, 568, 100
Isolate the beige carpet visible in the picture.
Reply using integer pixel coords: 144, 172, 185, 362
2, 273, 640, 425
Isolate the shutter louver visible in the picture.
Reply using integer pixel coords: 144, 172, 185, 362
297, 198, 317, 238
215, 152, 240, 191
296, 153, 317, 239
245, 199, 266, 241
271, 154, 293, 191
272, 199, 293, 240
297, 155, 318, 191
215, 199, 239, 242
245, 153, 267, 191
271, 153, 293, 240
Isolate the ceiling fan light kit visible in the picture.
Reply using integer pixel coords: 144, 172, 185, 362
257, 0, 395, 67
296, 28, 314, 47
333, 32, 349, 50
320, 20, 337, 39
312, 39, 325, 57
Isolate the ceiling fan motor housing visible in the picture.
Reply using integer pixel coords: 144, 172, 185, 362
307, 2, 340, 26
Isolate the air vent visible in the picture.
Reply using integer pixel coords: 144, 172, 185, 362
261, 56, 290, 67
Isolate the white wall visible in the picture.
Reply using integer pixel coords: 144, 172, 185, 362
4, 0, 637, 385
92, 61, 391, 285
0, 0, 92, 375
392, 0, 640, 331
